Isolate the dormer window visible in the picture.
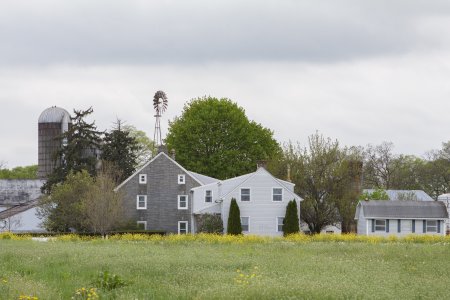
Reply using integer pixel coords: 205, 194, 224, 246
178, 174, 185, 184
139, 174, 147, 184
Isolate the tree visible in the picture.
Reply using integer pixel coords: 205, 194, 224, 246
101, 120, 140, 182
282, 200, 299, 236
363, 142, 396, 189
0, 165, 38, 179
166, 97, 280, 180
227, 198, 242, 235
81, 163, 124, 235
359, 188, 389, 200
123, 125, 156, 167
38, 170, 94, 232
42, 107, 103, 194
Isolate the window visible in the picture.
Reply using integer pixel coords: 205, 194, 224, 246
137, 221, 147, 230
139, 174, 147, 184
277, 217, 284, 232
426, 220, 437, 232
178, 221, 188, 234
273, 188, 283, 201
240, 188, 250, 201
136, 195, 147, 210
241, 217, 249, 232
178, 195, 188, 210
375, 219, 386, 231
205, 190, 213, 203
178, 174, 185, 184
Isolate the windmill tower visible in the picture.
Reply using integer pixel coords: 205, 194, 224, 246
153, 90, 168, 147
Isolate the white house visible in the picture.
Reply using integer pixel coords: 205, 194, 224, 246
355, 200, 448, 236
191, 166, 303, 236
438, 193, 450, 233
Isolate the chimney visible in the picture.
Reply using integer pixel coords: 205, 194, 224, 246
158, 145, 168, 154
171, 148, 176, 160
256, 160, 267, 170
286, 164, 292, 182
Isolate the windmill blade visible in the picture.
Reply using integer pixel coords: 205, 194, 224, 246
153, 90, 168, 114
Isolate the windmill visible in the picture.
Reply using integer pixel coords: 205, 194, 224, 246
153, 90, 168, 147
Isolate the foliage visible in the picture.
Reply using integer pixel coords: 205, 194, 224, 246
165, 96, 280, 180
0, 165, 38, 179
358, 188, 389, 200
227, 198, 242, 235
282, 200, 299, 236
196, 213, 224, 234
72, 287, 98, 300
38, 170, 94, 232
101, 120, 140, 182
123, 125, 156, 167
93, 271, 128, 291
81, 164, 125, 235
2, 237, 450, 299
42, 107, 103, 194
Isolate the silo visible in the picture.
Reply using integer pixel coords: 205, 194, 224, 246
38, 106, 71, 178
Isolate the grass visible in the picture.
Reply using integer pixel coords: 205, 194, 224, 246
1, 235, 450, 299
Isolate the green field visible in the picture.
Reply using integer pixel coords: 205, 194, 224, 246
1, 238, 450, 299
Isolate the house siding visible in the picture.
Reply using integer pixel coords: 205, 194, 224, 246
119, 154, 200, 234
357, 218, 446, 236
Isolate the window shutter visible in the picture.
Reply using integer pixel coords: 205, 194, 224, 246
423, 220, 426, 233
412, 220, 415, 233
438, 220, 441, 233
397, 219, 401, 233
371, 219, 375, 233
386, 219, 389, 233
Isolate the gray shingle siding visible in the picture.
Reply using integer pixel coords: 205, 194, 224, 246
118, 153, 201, 233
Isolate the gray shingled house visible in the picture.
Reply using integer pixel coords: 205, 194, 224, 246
115, 151, 217, 234
355, 200, 448, 236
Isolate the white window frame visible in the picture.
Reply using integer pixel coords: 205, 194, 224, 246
240, 188, 251, 202
178, 221, 188, 234
272, 187, 283, 202
136, 195, 147, 210
426, 220, 437, 232
139, 174, 147, 184
178, 195, 188, 210
277, 217, 284, 232
205, 190, 213, 203
375, 219, 386, 231
178, 174, 186, 184
241, 216, 250, 232
136, 221, 147, 230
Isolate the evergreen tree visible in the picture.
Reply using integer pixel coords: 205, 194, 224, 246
227, 198, 242, 235
42, 107, 103, 194
282, 200, 299, 236
101, 120, 140, 182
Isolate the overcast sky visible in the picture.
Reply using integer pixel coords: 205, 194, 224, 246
1, 0, 450, 167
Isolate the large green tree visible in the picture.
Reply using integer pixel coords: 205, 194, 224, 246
101, 120, 140, 182
42, 107, 103, 194
165, 97, 280, 180
123, 125, 156, 167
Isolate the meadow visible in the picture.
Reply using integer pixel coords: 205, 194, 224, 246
1, 233, 450, 299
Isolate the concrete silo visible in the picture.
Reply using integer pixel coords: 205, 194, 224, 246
38, 106, 71, 179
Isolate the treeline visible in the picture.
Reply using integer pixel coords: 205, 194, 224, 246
0, 165, 38, 179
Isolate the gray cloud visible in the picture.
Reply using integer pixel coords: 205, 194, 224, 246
1, 0, 450, 65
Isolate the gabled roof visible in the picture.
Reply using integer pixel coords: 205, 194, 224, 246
355, 200, 448, 219
192, 167, 302, 202
115, 152, 218, 190
363, 189, 434, 201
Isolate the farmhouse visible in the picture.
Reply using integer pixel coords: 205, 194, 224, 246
191, 165, 303, 236
115, 149, 218, 234
355, 200, 448, 236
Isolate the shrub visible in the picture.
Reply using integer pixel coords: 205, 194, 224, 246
227, 198, 242, 235
196, 213, 224, 234
282, 200, 299, 236
93, 271, 128, 291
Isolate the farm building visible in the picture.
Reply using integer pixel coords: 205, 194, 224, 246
355, 200, 448, 236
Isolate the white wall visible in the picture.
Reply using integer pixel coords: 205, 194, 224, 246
0, 207, 45, 233
359, 219, 445, 236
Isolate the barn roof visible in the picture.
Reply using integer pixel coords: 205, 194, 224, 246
38, 106, 71, 123
356, 200, 448, 219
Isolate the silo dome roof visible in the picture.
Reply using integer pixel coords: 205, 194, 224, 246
38, 106, 71, 123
